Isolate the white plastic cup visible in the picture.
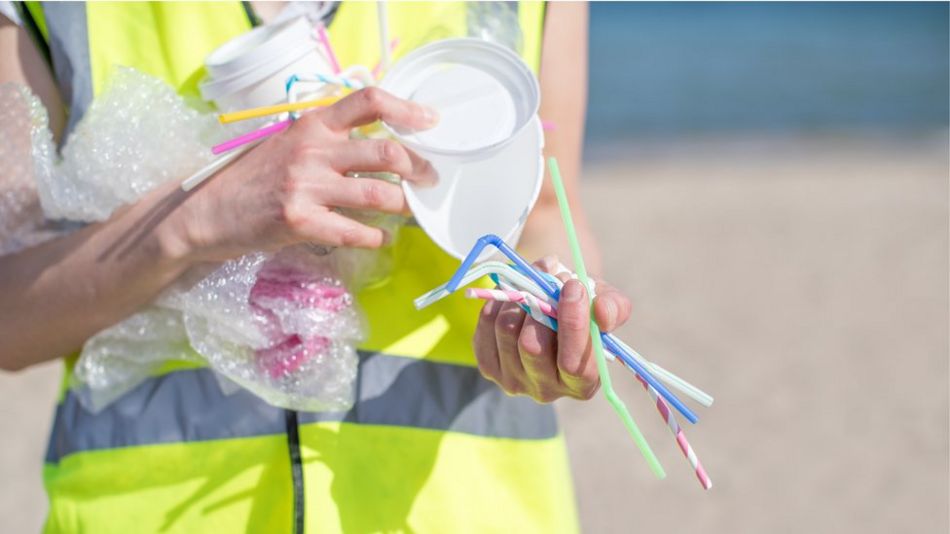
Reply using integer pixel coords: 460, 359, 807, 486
379, 38, 544, 260
200, 17, 334, 111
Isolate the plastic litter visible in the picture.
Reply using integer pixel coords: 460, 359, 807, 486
0, 68, 385, 413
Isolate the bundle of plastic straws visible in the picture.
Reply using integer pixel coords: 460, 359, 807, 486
414, 158, 714, 489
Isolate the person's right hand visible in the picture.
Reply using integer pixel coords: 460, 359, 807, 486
168, 87, 439, 263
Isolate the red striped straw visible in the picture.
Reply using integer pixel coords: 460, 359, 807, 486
316, 24, 342, 74
465, 287, 556, 317
372, 38, 401, 79
211, 119, 291, 155
634, 374, 713, 490
466, 285, 713, 490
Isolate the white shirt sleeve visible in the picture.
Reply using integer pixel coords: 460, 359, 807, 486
0, 1, 23, 26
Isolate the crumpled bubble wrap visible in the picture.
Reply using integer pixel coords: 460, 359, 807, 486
0, 84, 62, 255
73, 308, 197, 411
1, 68, 388, 412
37, 69, 221, 222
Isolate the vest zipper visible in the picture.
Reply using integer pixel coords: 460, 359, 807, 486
285, 409, 305, 534
240, 1, 261, 27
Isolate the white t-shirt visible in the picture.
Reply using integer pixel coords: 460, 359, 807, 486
0, 2, 22, 25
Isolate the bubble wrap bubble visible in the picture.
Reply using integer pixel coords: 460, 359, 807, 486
1, 70, 386, 412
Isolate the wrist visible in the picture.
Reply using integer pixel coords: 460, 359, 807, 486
154, 214, 195, 268
149, 183, 205, 269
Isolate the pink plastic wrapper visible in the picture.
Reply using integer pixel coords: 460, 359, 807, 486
251, 263, 350, 378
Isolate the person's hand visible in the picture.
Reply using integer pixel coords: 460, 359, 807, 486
472, 256, 632, 403
169, 87, 439, 263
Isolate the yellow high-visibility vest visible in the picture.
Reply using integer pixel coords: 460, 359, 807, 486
18, 1, 579, 532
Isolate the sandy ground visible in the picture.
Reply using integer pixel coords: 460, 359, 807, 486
1, 133, 947, 533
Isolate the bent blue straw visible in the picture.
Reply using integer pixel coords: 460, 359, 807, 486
447, 233, 699, 425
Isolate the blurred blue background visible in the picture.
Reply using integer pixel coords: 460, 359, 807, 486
585, 1, 949, 150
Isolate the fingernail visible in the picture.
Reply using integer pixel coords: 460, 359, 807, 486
421, 105, 440, 127
603, 298, 617, 328
562, 280, 584, 303
416, 160, 439, 187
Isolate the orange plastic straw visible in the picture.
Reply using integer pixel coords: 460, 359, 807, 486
218, 95, 342, 124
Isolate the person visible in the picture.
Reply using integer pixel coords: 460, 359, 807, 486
0, 2, 632, 532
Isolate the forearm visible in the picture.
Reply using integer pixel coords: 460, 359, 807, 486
1, 17, 194, 370
518, 2, 599, 272
0, 180, 193, 371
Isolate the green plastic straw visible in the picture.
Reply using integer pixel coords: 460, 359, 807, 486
547, 157, 666, 479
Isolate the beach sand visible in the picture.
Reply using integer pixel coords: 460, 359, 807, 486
1, 132, 947, 532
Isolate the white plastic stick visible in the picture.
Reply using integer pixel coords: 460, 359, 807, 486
613, 337, 714, 407
413, 261, 553, 310
377, 2, 391, 72
180, 143, 253, 192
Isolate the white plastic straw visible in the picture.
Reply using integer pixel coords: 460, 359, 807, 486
377, 2, 391, 72
180, 143, 254, 191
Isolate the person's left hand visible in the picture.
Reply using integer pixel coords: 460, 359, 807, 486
472, 256, 632, 403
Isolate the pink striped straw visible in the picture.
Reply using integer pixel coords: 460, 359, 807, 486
372, 38, 401, 79
316, 24, 342, 74
212, 119, 291, 155
465, 287, 557, 317
634, 374, 713, 490
467, 285, 712, 490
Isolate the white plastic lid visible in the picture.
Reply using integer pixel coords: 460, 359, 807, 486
380, 38, 540, 157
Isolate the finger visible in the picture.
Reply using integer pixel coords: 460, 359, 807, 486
592, 285, 632, 333
494, 302, 528, 395
556, 280, 596, 383
292, 209, 387, 249
518, 316, 560, 402
322, 87, 439, 132
404, 147, 438, 187
320, 176, 408, 214
328, 139, 413, 177
533, 255, 561, 274
328, 140, 438, 187
473, 300, 503, 383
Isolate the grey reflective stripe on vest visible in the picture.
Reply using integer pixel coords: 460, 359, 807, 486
46, 352, 558, 463
41, 2, 93, 139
